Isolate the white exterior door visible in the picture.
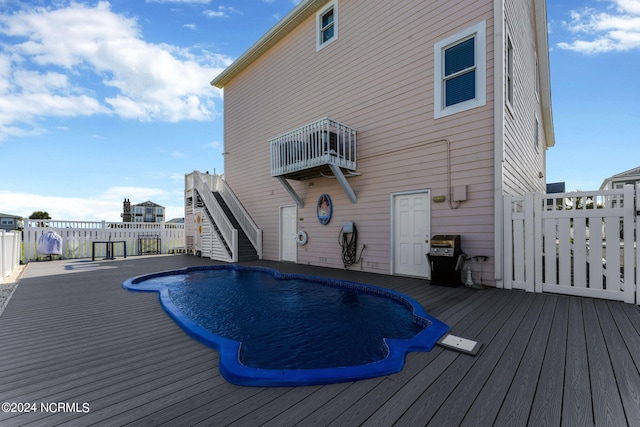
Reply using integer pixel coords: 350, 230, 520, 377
392, 191, 430, 278
280, 206, 297, 262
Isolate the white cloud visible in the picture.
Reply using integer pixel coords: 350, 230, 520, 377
203, 6, 242, 18
0, 2, 232, 139
205, 140, 222, 149
558, 0, 640, 53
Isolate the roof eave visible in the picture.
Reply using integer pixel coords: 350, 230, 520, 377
210, 0, 325, 89
534, 0, 555, 148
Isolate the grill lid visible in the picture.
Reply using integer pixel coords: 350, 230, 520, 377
430, 234, 461, 248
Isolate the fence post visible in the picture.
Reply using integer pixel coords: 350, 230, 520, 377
622, 184, 640, 304
23, 220, 32, 262
502, 194, 513, 289
0, 230, 5, 280
533, 192, 543, 293
523, 193, 536, 292
161, 222, 167, 254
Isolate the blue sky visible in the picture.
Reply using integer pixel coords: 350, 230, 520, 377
0, 0, 638, 221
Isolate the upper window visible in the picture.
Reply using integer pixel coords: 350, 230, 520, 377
316, 1, 338, 51
506, 36, 514, 107
434, 21, 486, 119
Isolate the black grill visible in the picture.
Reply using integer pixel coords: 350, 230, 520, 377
428, 235, 465, 287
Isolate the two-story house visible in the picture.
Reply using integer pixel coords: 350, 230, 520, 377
600, 166, 640, 191
0, 212, 22, 231
122, 199, 165, 223
196, 0, 554, 287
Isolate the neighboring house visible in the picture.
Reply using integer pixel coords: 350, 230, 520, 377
600, 166, 640, 190
202, 0, 554, 286
599, 166, 640, 208
0, 212, 22, 231
122, 199, 165, 223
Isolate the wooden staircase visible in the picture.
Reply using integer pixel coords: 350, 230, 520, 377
212, 192, 258, 261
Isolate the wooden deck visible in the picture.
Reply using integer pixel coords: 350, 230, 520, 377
1, 255, 640, 426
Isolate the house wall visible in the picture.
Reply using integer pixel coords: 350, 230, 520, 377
502, 0, 548, 195
222, 0, 498, 280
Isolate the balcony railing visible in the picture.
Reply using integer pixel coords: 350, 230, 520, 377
270, 118, 356, 179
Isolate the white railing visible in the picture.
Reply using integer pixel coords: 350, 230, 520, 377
211, 174, 262, 259
0, 230, 21, 281
504, 184, 637, 304
22, 220, 185, 262
270, 117, 356, 177
193, 171, 238, 262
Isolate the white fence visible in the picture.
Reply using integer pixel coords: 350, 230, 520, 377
0, 230, 21, 281
23, 219, 185, 262
504, 185, 638, 304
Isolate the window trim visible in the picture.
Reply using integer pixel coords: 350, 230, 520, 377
506, 35, 514, 109
316, 1, 338, 51
434, 21, 486, 119
534, 114, 540, 152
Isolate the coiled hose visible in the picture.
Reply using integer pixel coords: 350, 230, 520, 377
339, 224, 364, 269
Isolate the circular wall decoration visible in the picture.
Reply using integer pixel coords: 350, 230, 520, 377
296, 230, 308, 245
316, 194, 332, 225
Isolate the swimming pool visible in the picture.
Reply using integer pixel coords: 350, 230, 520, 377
123, 265, 449, 386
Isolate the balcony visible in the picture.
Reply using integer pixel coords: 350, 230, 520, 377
270, 118, 356, 180
269, 118, 358, 206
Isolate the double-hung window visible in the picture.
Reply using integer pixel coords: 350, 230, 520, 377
316, 1, 337, 51
506, 36, 514, 107
434, 21, 486, 118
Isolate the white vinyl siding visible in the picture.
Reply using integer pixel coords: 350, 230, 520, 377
434, 21, 486, 119
502, 0, 547, 194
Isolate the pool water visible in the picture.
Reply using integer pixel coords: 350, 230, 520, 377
123, 265, 449, 386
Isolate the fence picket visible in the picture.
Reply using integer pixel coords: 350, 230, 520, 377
589, 220, 604, 290
573, 217, 587, 288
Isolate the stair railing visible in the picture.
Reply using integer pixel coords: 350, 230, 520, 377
193, 171, 238, 262
212, 175, 262, 259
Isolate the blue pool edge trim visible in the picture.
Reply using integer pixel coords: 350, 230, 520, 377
122, 264, 450, 387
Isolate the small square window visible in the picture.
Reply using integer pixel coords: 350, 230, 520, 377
506, 36, 514, 106
444, 38, 476, 106
434, 21, 486, 119
316, 1, 337, 51
534, 115, 540, 150
321, 9, 334, 42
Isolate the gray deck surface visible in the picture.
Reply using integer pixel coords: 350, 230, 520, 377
1, 255, 640, 426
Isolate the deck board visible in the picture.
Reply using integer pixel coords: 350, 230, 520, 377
461, 293, 550, 426
499, 294, 560, 427
583, 299, 628, 426
1, 255, 640, 426
597, 301, 640, 424
563, 297, 594, 426
527, 295, 569, 427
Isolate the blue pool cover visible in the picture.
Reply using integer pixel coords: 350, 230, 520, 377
123, 265, 449, 387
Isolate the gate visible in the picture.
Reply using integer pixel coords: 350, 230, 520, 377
504, 185, 638, 304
